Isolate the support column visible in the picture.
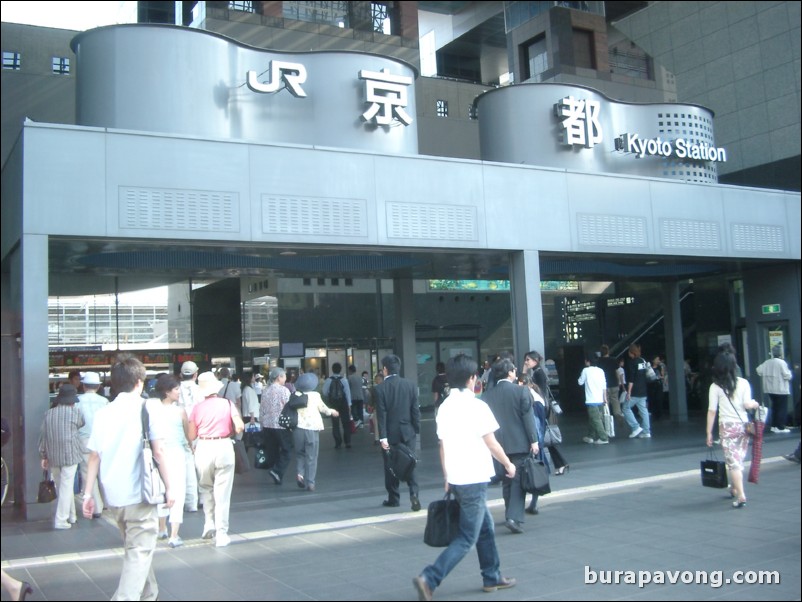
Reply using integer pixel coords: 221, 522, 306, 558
21, 234, 52, 519
393, 277, 417, 386
509, 250, 544, 362
662, 281, 688, 422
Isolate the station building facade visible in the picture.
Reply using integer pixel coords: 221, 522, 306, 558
1, 4, 800, 518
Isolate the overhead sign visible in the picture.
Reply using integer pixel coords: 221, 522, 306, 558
761, 304, 781, 315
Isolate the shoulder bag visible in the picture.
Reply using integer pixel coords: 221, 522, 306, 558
141, 404, 166, 505
387, 442, 417, 483
229, 401, 251, 474
543, 422, 562, 447
278, 403, 299, 430
423, 490, 460, 547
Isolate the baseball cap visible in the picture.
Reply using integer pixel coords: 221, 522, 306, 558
181, 361, 199, 376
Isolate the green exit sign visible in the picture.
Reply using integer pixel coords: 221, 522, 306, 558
762, 304, 781, 315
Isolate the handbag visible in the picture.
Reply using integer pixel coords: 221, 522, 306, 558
233, 438, 251, 474
141, 404, 166, 505
243, 423, 262, 449
278, 403, 298, 430
387, 442, 417, 482
746, 403, 769, 436
543, 423, 562, 447
254, 445, 269, 469
423, 490, 461, 547
521, 452, 551, 495
37, 470, 57, 503
700, 449, 728, 489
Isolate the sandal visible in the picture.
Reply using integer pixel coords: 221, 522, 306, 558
732, 498, 747, 509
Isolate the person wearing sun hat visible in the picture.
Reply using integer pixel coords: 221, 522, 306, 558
187, 371, 244, 547
78, 372, 109, 517
292, 372, 339, 492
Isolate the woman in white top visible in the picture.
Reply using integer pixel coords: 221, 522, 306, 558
292, 373, 339, 492
150, 374, 191, 546
706, 351, 759, 508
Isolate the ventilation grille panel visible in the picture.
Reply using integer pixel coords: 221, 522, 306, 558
262, 196, 367, 237
732, 224, 785, 253
387, 202, 478, 241
120, 187, 238, 232
577, 214, 647, 247
660, 219, 721, 250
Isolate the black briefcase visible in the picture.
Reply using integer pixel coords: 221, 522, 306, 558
424, 491, 460, 547
388, 442, 417, 482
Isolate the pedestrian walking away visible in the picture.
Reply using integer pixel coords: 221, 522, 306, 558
413, 354, 517, 601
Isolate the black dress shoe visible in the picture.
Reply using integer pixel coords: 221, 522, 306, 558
504, 518, 523, 534
525, 506, 539, 515
382, 500, 400, 507
411, 496, 421, 511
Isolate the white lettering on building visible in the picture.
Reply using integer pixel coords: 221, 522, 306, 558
554, 96, 603, 148
359, 68, 413, 126
247, 60, 308, 98
615, 133, 726, 162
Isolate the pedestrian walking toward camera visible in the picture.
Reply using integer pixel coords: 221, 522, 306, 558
376, 354, 422, 511
706, 350, 759, 508
39, 384, 84, 529
348, 365, 366, 427
412, 354, 517, 601
756, 346, 793, 433
578, 355, 609, 445
82, 355, 175, 600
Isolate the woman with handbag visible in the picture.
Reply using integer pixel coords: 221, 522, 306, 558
150, 374, 191, 548
188, 371, 245, 547
293, 373, 339, 492
522, 378, 565, 515
705, 350, 759, 509
39, 384, 84, 530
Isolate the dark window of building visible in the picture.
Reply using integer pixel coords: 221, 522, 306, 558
2, 51, 21, 70
436, 100, 448, 117
229, 1, 254, 12
522, 34, 547, 81
345, 278, 353, 286
303, 278, 311, 286
52, 57, 70, 75
317, 277, 325, 286
572, 29, 595, 69
436, 52, 481, 83
331, 278, 339, 286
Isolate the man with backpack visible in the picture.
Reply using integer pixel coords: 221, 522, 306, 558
323, 363, 352, 449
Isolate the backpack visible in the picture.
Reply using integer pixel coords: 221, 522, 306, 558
328, 376, 346, 408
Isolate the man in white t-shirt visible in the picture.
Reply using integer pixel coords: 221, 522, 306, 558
413, 354, 517, 601
578, 355, 609, 445
82, 355, 174, 601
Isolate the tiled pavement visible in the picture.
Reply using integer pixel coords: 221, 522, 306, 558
2, 413, 800, 601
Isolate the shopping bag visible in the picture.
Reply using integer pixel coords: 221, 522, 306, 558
603, 404, 615, 438
423, 491, 460, 547
701, 450, 728, 488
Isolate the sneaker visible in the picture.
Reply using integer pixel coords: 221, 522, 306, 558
215, 533, 231, 548
628, 426, 643, 439
482, 576, 517, 593
168, 536, 184, 548
771, 427, 791, 434
268, 469, 282, 485
594, 439, 609, 445
157, 530, 168, 540
54, 522, 72, 530
582, 436, 596, 444
638, 433, 652, 438
202, 525, 215, 540
412, 576, 433, 601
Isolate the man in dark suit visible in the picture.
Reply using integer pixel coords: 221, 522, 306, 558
376, 354, 422, 511
482, 357, 539, 534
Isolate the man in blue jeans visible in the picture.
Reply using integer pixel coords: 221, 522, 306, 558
413, 354, 517, 601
